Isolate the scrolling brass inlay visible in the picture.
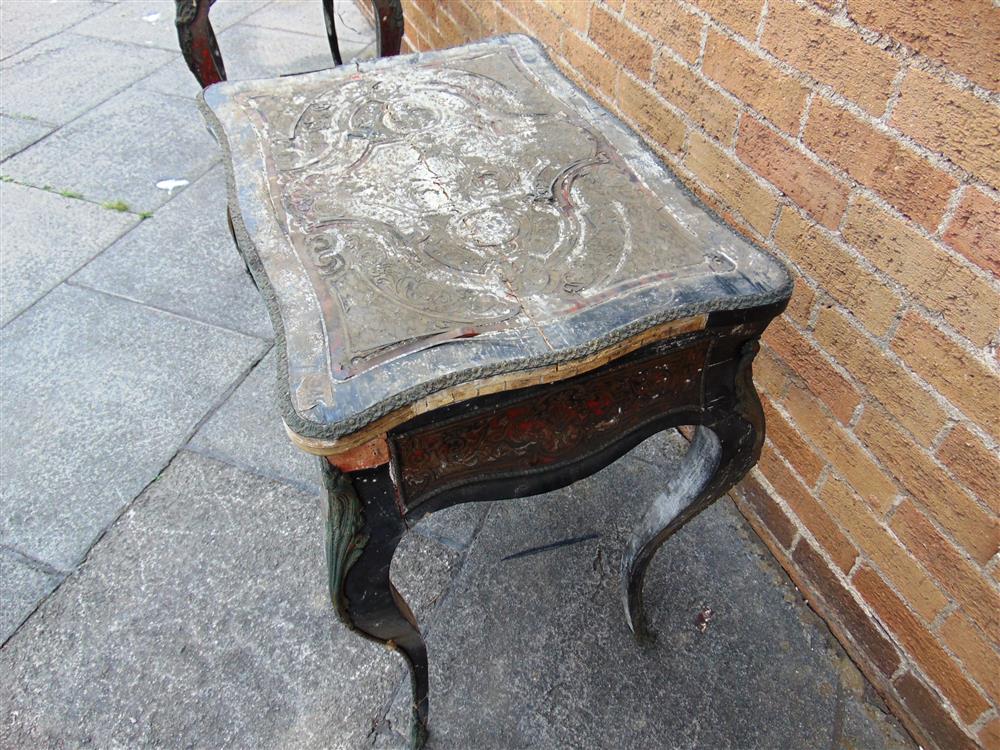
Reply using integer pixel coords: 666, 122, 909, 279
236, 48, 728, 379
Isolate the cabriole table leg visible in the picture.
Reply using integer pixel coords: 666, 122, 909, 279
320, 459, 429, 749
622, 341, 765, 643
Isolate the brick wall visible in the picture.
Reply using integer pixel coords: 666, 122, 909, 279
378, 1, 1000, 747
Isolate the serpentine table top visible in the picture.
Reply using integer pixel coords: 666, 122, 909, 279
199, 34, 791, 455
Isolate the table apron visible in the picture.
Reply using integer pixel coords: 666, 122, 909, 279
389, 324, 759, 517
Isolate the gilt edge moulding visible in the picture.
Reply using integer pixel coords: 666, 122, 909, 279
199, 35, 792, 440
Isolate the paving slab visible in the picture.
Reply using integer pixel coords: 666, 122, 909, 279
137, 22, 375, 99
0, 451, 463, 748
0, 0, 107, 60
71, 0, 269, 51
0, 114, 53, 161
0, 284, 268, 570
625, 427, 686, 468
243, 0, 373, 45
411, 503, 491, 551
0, 32, 174, 125
2, 86, 219, 212
189, 347, 490, 546
374, 440, 914, 749
839, 667, 908, 750
72, 165, 272, 339
0, 181, 138, 325
188, 348, 318, 491
0, 550, 61, 643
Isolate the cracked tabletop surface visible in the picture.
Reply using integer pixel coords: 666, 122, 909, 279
199, 34, 790, 447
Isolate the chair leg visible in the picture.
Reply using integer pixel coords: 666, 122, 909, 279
320, 460, 429, 749
320, 0, 344, 66
371, 0, 404, 57
175, 0, 226, 87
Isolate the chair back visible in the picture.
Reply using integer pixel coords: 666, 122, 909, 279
174, 0, 404, 88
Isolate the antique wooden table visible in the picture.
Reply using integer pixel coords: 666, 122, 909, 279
192, 25, 791, 748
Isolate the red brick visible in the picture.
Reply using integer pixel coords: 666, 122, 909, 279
843, 196, 999, 347
821, 477, 948, 622
684, 132, 779, 236
561, 31, 616, 97
857, 407, 997, 566
408, 0, 437, 24
936, 425, 1000, 508
758, 448, 858, 572
782, 383, 898, 513
939, 612, 1000, 705
803, 98, 959, 231
893, 671, 978, 750
890, 501, 1000, 641
654, 57, 740, 143
444, 1, 491, 40
762, 315, 860, 424
402, 0, 433, 38
782, 268, 816, 326
942, 187, 1000, 279
813, 306, 947, 447
546, 0, 590, 31
761, 396, 824, 486
703, 32, 809, 135
792, 538, 901, 677
470, 0, 499, 30
847, 0, 1000, 91
982, 718, 1000, 750
773, 208, 902, 336
734, 474, 797, 548
754, 345, 791, 398
404, 18, 433, 51
616, 73, 686, 154
499, 2, 562, 48
689, 0, 763, 38
736, 118, 848, 229
892, 68, 1000, 188
589, 4, 654, 79
854, 566, 989, 723
891, 313, 1000, 441
682, 179, 759, 242
762, 0, 899, 115
434, 6, 466, 47
625, 0, 702, 63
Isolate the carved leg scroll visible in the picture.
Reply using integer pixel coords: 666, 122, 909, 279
319, 460, 429, 749
621, 341, 765, 643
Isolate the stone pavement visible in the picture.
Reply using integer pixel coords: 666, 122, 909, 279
0, 2, 915, 748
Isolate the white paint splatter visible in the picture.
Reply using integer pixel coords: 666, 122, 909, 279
142, 12, 161, 23
156, 179, 189, 194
